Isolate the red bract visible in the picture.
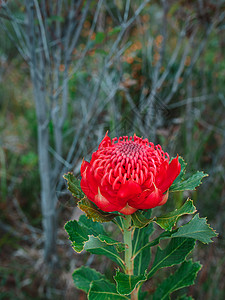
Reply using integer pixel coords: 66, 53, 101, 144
80, 133, 181, 215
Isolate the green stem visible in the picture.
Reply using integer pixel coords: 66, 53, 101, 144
122, 215, 138, 300
123, 215, 133, 275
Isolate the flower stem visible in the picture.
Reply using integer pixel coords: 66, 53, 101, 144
122, 215, 138, 300
123, 215, 133, 275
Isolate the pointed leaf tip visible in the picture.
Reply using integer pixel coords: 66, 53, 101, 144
170, 170, 208, 192
170, 157, 208, 192
172, 213, 218, 244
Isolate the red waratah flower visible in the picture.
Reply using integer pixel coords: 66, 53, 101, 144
80, 133, 181, 215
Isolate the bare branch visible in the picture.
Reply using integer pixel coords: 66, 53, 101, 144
164, 28, 197, 104
33, 0, 50, 63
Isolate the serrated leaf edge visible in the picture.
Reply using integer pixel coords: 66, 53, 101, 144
114, 268, 148, 296
65, 222, 125, 254
78, 198, 119, 223
172, 213, 218, 244
87, 278, 129, 299
147, 238, 196, 279
84, 235, 125, 270
63, 172, 85, 199
72, 265, 104, 278
154, 259, 202, 300
131, 211, 155, 229
64, 220, 88, 253
72, 266, 105, 293
177, 156, 187, 179
97, 235, 125, 252
154, 198, 197, 230
170, 171, 209, 192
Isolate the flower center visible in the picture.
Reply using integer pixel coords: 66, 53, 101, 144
116, 141, 144, 157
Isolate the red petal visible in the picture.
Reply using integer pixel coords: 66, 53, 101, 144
94, 187, 121, 212
80, 177, 95, 201
100, 185, 121, 207
98, 132, 112, 149
117, 180, 142, 205
134, 185, 163, 209
90, 151, 98, 164
155, 160, 168, 187
80, 160, 90, 175
119, 205, 137, 215
158, 190, 169, 206
158, 156, 181, 193
86, 165, 99, 194
128, 188, 151, 207
80, 162, 96, 200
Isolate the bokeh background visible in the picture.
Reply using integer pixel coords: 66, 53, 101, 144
0, 1, 224, 299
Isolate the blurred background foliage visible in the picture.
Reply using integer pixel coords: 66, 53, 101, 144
0, 0, 225, 299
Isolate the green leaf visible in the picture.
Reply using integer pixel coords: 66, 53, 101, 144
114, 269, 147, 295
85, 236, 125, 270
169, 156, 208, 192
72, 266, 105, 293
148, 238, 195, 279
133, 216, 154, 275
78, 214, 106, 236
84, 235, 106, 250
177, 294, 194, 300
78, 197, 119, 222
170, 171, 208, 192
79, 215, 125, 252
97, 234, 125, 252
153, 260, 202, 300
132, 231, 173, 262
95, 32, 105, 44
88, 279, 129, 300
172, 214, 218, 243
131, 210, 154, 228
155, 199, 196, 231
65, 215, 125, 268
63, 172, 85, 200
108, 26, 121, 36
64, 220, 88, 252
172, 156, 187, 185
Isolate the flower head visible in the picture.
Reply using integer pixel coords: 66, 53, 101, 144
81, 133, 181, 215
